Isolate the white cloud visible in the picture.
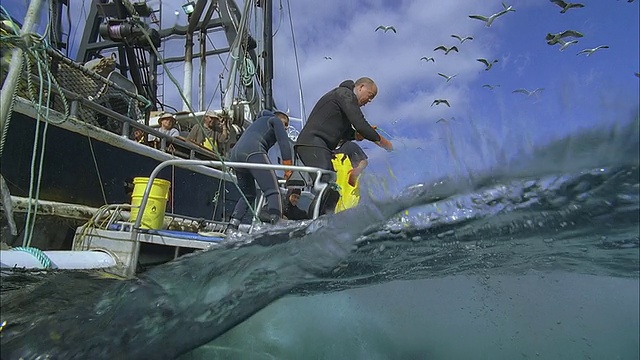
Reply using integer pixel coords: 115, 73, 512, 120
271, 0, 513, 149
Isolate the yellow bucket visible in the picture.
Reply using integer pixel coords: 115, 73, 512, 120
332, 154, 361, 213
129, 177, 171, 229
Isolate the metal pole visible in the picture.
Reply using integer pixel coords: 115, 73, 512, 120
198, 30, 206, 111
183, 30, 194, 111
263, 0, 274, 110
0, 0, 45, 133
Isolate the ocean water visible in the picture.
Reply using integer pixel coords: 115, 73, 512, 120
1, 119, 638, 359
185, 119, 639, 359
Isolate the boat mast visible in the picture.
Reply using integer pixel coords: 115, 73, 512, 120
0, 0, 45, 133
262, 0, 274, 110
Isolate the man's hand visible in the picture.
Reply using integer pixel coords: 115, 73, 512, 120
347, 167, 362, 186
282, 159, 293, 180
376, 134, 393, 151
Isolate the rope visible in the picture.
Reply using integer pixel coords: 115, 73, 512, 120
11, 246, 53, 269
87, 136, 108, 205
285, 0, 307, 123
134, 11, 260, 220
241, 57, 256, 87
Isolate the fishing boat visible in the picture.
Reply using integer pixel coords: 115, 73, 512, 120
0, 0, 309, 253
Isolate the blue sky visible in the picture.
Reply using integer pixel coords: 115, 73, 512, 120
6, 0, 640, 186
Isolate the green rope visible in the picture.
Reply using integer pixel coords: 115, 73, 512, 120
11, 246, 53, 269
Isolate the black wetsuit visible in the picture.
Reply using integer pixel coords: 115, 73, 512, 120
295, 80, 379, 214
283, 201, 309, 220
336, 141, 368, 167
295, 80, 379, 173
229, 110, 292, 222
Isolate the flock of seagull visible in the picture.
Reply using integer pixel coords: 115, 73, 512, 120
323, 0, 635, 122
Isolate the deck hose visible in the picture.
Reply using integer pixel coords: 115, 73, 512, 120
11, 246, 52, 269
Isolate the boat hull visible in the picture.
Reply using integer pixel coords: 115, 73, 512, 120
1, 101, 241, 248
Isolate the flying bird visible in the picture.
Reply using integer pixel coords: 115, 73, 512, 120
431, 99, 451, 107
451, 34, 474, 43
323, 56, 332, 60
482, 84, 500, 90
468, 2, 516, 27
513, 88, 545, 97
557, 39, 579, 51
436, 117, 455, 123
546, 30, 583, 45
375, 25, 397, 33
434, 45, 459, 55
550, 0, 585, 13
477, 58, 499, 70
420, 56, 435, 62
576, 45, 609, 56
437, 73, 458, 82
635, 72, 640, 78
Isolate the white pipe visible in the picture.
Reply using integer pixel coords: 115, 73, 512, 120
183, 32, 194, 112
0, 250, 117, 270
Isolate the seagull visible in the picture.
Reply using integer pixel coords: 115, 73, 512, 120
451, 34, 474, 43
434, 45, 459, 55
468, 2, 516, 27
437, 73, 458, 82
375, 25, 397, 33
323, 56, 332, 60
576, 45, 609, 56
513, 88, 544, 97
482, 84, 500, 90
431, 99, 451, 107
436, 117, 455, 123
546, 30, 583, 45
550, 0, 585, 13
420, 56, 435, 62
557, 39, 579, 51
477, 58, 499, 70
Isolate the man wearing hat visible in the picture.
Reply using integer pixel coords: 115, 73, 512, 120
187, 110, 229, 156
283, 188, 309, 220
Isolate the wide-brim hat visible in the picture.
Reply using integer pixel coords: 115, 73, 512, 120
158, 113, 176, 122
204, 110, 220, 119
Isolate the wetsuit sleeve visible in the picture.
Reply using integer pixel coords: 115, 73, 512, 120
336, 88, 381, 142
269, 117, 293, 161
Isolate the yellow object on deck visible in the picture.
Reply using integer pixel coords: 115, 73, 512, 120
332, 154, 360, 213
129, 177, 171, 229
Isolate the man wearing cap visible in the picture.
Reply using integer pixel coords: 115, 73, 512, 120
187, 111, 229, 156
227, 109, 294, 231
283, 188, 309, 220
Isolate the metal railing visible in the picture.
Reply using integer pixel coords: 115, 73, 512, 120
125, 158, 336, 276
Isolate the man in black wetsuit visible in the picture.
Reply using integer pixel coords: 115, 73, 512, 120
295, 77, 393, 213
227, 110, 293, 231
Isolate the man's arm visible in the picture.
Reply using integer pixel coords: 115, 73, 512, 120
187, 127, 203, 144
335, 88, 380, 142
270, 117, 293, 162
